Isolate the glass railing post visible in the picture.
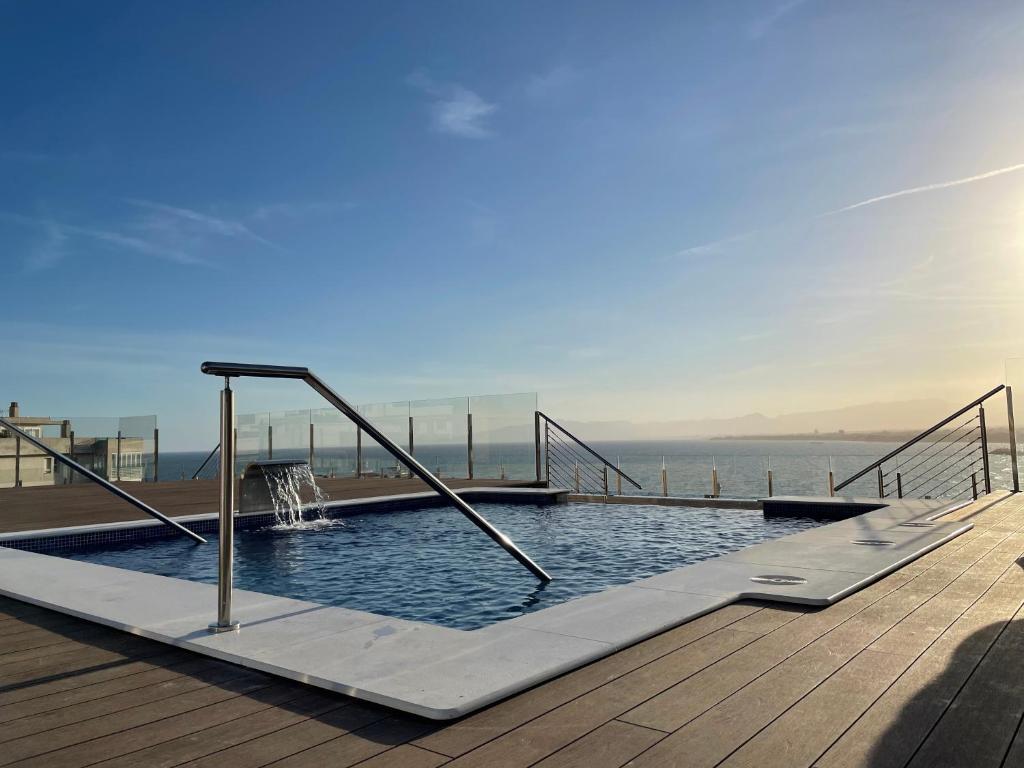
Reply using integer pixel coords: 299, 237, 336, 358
1006, 386, 1020, 492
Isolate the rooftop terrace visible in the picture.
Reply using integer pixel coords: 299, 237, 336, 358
0, 488, 1021, 767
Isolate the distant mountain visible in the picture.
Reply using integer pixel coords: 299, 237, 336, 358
556, 398, 961, 441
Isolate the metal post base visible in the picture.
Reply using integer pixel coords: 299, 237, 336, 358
208, 621, 241, 633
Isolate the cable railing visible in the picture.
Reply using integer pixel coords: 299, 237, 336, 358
834, 385, 1020, 500
535, 411, 642, 495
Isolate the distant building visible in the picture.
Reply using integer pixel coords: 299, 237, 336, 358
0, 402, 146, 488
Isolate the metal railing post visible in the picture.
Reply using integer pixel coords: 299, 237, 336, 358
979, 404, 991, 494
14, 435, 20, 487
616, 456, 623, 495
210, 378, 240, 633
574, 461, 580, 492
467, 412, 474, 480
534, 411, 542, 483
68, 430, 75, 484
153, 427, 159, 482
711, 457, 720, 498
308, 421, 315, 472
828, 456, 835, 497
876, 465, 884, 498
1006, 386, 1020, 492
971, 472, 978, 500
602, 466, 609, 496
356, 426, 362, 478
767, 456, 774, 497
408, 415, 415, 457
544, 421, 550, 485
896, 472, 904, 498
116, 430, 122, 481
267, 424, 273, 460
661, 458, 668, 497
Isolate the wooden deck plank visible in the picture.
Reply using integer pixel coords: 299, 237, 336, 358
268, 715, 438, 768
531, 720, 665, 768
183, 702, 390, 768
86, 689, 345, 768
0, 673, 274, 766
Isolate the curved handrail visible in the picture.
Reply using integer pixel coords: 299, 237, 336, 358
200, 361, 551, 582
536, 411, 643, 490
0, 417, 206, 544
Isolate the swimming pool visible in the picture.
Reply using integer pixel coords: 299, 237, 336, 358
60, 501, 820, 629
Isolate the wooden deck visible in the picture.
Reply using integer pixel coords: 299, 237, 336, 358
0, 477, 534, 534
0, 491, 1022, 767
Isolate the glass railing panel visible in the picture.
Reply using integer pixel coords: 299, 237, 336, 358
355, 401, 411, 477
310, 407, 358, 477
411, 396, 469, 479
469, 393, 538, 481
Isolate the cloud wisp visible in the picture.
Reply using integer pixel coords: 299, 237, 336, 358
407, 71, 497, 139
747, 0, 812, 40
826, 162, 1024, 214
127, 199, 279, 249
673, 160, 1024, 259
3, 211, 211, 269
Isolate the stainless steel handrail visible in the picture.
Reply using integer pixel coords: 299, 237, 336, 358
536, 410, 643, 490
834, 384, 1016, 495
0, 417, 206, 544
191, 443, 220, 480
200, 362, 551, 584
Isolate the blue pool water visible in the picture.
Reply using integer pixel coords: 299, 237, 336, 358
60, 502, 820, 629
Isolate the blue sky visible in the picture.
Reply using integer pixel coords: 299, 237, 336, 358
3, 1, 1024, 449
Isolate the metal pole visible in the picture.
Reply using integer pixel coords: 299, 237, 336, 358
116, 430, 122, 482
828, 456, 835, 497
356, 426, 362, 478
767, 456, 774, 497
602, 466, 609, 496
69, 430, 75, 485
408, 415, 415, 457
876, 465, 884, 498
14, 435, 20, 487
661, 457, 668, 497
534, 411, 542, 483
544, 421, 550, 486
210, 379, 239, 632
267, 424, 273, 460
1006, 386, 1020, 492
153, 427, 159, 482
574, 461, 580, 492
711, 457, 719, 498
980, 404, 991, 494
971, 472, 978, 500
309, 421, 314, 471
896, 472, 903, 498
467, 412, 474, 480
616, 456, 622, 495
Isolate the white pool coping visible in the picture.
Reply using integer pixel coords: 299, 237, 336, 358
0, 496, 971, 719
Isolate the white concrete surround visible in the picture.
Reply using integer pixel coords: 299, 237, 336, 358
0, 496, 971, 720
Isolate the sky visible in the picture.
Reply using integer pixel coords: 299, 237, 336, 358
2, 0, 1024, 450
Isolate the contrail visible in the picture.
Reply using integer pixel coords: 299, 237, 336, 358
829, 161, 1024, 214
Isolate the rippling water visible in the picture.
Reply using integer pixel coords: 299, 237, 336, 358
62, 502, 820, 629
